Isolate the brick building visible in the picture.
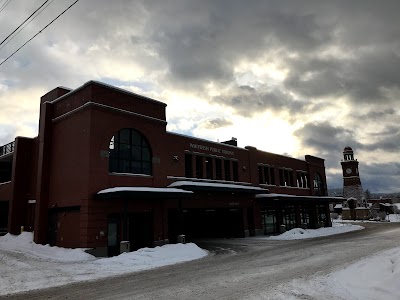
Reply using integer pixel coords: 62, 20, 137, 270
0, 81, 341, 256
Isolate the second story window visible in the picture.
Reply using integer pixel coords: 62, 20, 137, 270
279, 168, 293, 187
258, 164, 275, 185
313, 173, 325, 196
109, 128, 152, 175
296, 171, 309, 188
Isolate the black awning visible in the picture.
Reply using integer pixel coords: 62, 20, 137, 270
168, 181, 269, 194
96, 187, 193, 200
256, 193, 345, 202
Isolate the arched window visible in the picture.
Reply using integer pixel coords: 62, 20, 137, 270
313, 173, 325, 196
109, 128, 152, 175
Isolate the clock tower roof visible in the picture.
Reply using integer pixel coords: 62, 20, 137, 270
343, 146, 353, 152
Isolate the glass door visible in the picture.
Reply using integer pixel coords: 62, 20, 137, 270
262, 209, 276, 234
107, 216, 120, 257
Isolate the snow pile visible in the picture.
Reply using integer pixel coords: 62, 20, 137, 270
0, 233, 208, 296
327, 246, 400, 300
388, 214, 400, 222
0, 232, 95, 262
267, 223, 364, 240
95, 243, 208, 274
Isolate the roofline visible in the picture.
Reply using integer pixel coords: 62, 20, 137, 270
46, 81, 167, 107
250, 147, 310, 164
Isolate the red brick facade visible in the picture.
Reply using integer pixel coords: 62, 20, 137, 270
0, 81, 340, 256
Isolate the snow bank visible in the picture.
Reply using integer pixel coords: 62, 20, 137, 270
0, 232, 95, 262
0, 233, 208, 296
95, 243, 207, 274
267, 223, 364, 240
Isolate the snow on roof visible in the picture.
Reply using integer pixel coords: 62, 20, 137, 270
168, 181, 268, 192
98, 187, 193, 194
334, 204, 343, 208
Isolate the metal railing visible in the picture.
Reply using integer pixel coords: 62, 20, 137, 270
0, 141, 14, 157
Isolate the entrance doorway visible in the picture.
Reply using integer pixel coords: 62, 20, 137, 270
108, 212, 154, 256
128, 212, 153, 251
168, 208, 244, 241
261, 209, 276, 234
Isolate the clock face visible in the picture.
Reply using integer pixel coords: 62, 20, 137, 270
346, 168, 352, 174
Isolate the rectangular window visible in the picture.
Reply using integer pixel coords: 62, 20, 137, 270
269, 167, 275, 185
263, 166, 270, 184
283, 205, 296, 230
296, 171, 309, 188
279, 169, 284, 186
258, 166, 263, 184
280, 168, 293, 186
195, 155, 203, 179
185, 153, 193, 178
205, 157, 213, 179
288, 170, 294, 186
300, 206, 309, 226
232, 161, 238, 181
224, 160, 231, 181
317, 204, 327, 226
215, 159, 222, 180
258, 165, 274, 185
261, 209, 276, 234
297, 171, 302, 187
285, 170, 290, 186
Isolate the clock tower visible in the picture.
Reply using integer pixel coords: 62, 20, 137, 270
341, 146, 365, 203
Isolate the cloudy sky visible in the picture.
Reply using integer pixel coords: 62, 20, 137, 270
0, 0, 399, 193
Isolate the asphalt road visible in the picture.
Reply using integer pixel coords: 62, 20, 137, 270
3, 222, 400, 300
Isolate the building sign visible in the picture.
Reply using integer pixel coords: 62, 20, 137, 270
189, 143, 234, 156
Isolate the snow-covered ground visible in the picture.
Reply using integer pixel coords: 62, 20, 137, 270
267, 222, 364, 240
265, 219, 400, 300
1, 223, 399, 299
269, 246, 400, 300
0, 232, 208, 296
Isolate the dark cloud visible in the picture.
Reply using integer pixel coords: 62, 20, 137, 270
143, 1, 334, 88
361, 162, 400, 193
356, 108, 398, 121
363, 131, 400, 153
294, 121, 360, 156
214, 84, 309, 117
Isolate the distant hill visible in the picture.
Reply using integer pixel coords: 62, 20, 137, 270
328, 188, 343, 197
328, 188, 400, 201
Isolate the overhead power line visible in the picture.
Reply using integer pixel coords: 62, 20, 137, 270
0, 0, 81, 67
0, 0, 52, 48
0, 0, 12, 14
